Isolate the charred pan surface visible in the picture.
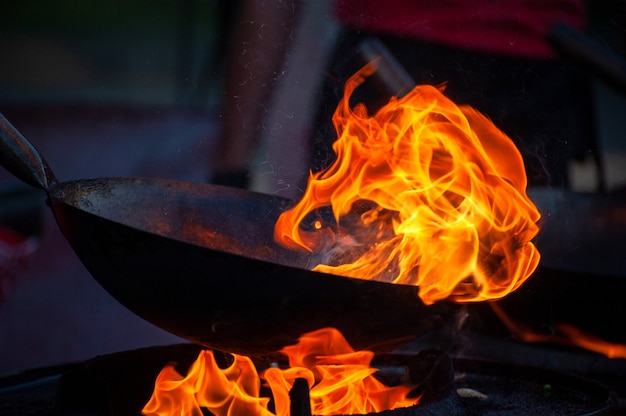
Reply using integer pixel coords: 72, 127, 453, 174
47, 177, 454, 358
51, 177, 312, 269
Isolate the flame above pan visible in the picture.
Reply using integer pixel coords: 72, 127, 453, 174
275, 62, 541, 305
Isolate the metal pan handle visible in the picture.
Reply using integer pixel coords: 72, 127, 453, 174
0, 113, 56, 190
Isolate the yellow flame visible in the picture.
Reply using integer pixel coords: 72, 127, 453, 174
142, 328, 419, 416
275, 62, 541, 305
142, 350, 272, 416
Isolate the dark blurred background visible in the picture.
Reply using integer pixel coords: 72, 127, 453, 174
0, 1, 222, 373
0, 1, 223, 107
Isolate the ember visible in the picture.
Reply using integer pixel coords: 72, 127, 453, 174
142, 328, 419, 416
275, 62, 541, 305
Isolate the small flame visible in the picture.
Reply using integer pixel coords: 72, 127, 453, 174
491, 302, 626, 359
275, 62, 541, 305
142, 328, 419, 416
555, 324, 626, 359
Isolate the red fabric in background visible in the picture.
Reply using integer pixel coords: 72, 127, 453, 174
333, 0, 586, 58
0, 225, 38, 299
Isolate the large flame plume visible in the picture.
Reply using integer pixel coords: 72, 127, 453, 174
275, 62, 541, 305
142, 328, 420, 416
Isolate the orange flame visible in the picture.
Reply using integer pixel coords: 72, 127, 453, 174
555, 324, 626, 359
275, 62, 541, 305
142, 328, 419, 416
491, 302, 626, 359
141, 350, 272, 416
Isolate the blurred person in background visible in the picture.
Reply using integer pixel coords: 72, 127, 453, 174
212, 0, 597, 191
210, 0, 303, 188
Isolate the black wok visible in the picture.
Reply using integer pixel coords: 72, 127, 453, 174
2, 113, 626, 358
0, 113, 456, 358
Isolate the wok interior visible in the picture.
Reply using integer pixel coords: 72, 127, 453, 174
47, 177, 447, 356
51, 178, 626, 278
51, 177, 311, 269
